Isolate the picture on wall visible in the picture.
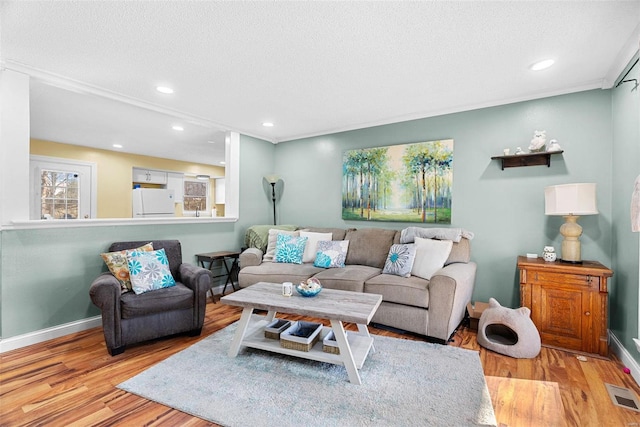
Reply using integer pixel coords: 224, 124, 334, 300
342, 139, 453, 223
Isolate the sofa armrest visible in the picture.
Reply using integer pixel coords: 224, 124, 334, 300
427, 262, 477, 341
89, 272, 123, 351
240, 248, 263, 270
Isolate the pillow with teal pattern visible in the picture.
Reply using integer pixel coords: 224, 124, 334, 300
274, 233, 308, 264
314, 240, 349, 268
382, 243, 417, 277
126, 248, 176, 295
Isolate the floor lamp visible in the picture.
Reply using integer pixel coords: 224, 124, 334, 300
544, 183, 598, 263
264, 174, 280, 225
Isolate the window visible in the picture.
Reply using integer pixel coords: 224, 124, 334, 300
40, 170, 79, 219
29, 155, 96, 220
183, 179, 209, 215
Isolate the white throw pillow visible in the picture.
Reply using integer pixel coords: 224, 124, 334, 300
299, 231, 333, 263
411, 237, 454, 280
263, 229, 299, 262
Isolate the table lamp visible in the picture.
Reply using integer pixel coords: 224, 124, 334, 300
544, 183, 598, 263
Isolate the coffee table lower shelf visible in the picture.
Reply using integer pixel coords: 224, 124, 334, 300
239, 315, 374, 369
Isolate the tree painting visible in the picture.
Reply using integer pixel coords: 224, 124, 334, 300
342, 139, 453, 223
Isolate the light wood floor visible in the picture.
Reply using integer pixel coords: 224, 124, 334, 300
2, 299, 640, 426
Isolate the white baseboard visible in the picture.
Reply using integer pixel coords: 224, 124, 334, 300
609, 332, 640, 387
0, 316, 102, 354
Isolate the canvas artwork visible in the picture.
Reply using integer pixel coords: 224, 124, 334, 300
342, 139, 453, 223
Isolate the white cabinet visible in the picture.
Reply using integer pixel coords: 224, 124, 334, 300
133, 168, 167, 184
166, 172, 184, 203
215, 178, 225, 204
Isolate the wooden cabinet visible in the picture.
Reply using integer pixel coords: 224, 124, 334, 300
517, 256, 613, 357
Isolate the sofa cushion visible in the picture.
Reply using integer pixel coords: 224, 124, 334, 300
301, 227, 349, 241
264, 229, 299, 262
446, 238, 471, 265
411, 237, 453, 280
314, 240, 349, 268
238, 263, 324, 288
344, 228, 397, 268
313, 265, 381, 292
365, 274, 430, 309
382, 243, 417, 277
274, 234, 308, 264
120, 282, 193, 319
299, 231, 333, 263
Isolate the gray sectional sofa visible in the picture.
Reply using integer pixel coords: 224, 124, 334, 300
238, 226, 476, 342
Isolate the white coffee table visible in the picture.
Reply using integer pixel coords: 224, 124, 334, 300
220, 282, 383, 384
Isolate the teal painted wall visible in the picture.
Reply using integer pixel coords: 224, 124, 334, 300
611, 56, 640, 367
0, 134, 275, 338
276, 90, 613, 310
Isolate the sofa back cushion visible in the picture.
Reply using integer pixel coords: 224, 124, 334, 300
446, 238, 471, 265
345, 228, 397, 268
301, 227, 349, 241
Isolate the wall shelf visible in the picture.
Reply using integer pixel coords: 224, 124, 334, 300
491, 150, 563, 170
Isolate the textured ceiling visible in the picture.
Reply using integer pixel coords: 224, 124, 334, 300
1, 1, 639, 164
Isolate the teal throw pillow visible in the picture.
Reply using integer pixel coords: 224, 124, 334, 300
382, 243, 417, 277
314, 240, 349, 268
274, 234, 308, 264
127, 248, 176, 295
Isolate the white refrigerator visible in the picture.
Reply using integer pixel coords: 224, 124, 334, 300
132, 188, 176, 218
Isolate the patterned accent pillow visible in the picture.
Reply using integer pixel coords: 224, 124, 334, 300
274, 234, 308, 264
382, 244, 417, 277
101, 242, 154, 292
314, 240, 349, 268
299, 231, 333, 263
127, 248, 176, 295
263, 228, 299, 262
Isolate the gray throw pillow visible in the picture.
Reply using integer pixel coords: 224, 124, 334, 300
382, 244, 417, 277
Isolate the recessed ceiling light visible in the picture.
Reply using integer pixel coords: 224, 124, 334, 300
172, 125, 184, 131
530, 59, 555, 71
156, 86, 174, 94
262, 122, 274, 127
219, 161, 226, 165
112, 144, 123, 148
207, 140, 215, 144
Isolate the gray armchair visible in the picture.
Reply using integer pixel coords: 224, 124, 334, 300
89, 240, 211, 356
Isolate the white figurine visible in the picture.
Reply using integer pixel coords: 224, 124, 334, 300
546, 139, 562, 152
515, 146, 525, 155
529, 130, 547, 152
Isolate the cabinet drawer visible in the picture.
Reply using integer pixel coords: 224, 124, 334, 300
532, 271, 599, 289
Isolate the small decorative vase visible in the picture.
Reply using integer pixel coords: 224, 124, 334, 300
543, 246, 557, 262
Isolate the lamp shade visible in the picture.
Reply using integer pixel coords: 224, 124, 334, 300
264, 174, 280, 184
545, 183, 598, 216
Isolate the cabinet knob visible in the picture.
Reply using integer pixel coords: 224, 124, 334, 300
585, 311, 591, 316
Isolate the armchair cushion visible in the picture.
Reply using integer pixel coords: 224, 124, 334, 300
127, 248, 176, 294
101, 242, 153, 292
120, 283, 194, 319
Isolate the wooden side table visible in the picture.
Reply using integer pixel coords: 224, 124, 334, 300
517, 256, 613, 357
196, 251, 241, 302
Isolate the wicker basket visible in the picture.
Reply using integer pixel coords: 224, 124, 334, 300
322, 330, 347, 354
280, 321, 322, 352
264, 319, 291, 340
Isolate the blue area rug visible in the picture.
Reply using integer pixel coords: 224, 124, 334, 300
118, 323, 496, 426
